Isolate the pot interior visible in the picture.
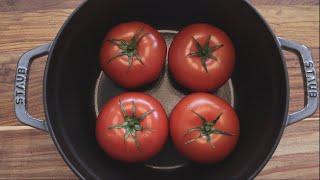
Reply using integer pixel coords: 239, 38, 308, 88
94, 30, 235, 170
45, 0, 287, 179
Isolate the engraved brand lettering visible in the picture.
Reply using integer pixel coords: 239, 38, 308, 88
308, 84, 317, 90
16, 97, 25, 104
17, 68, 26, 74
306, 69, 315, 74
309, 92, 318, 97
305, 61, 314, 68
16, 75, 25, 89
15, 89, 24, 96
306, 74, 316, 83
304, 61, 317, 98
16, 75, 24, 82
15, 67, 27, 104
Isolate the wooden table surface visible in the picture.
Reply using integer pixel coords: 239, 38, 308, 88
0, 0, 319, 179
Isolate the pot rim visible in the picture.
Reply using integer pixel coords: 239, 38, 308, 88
43, 1, 289, 179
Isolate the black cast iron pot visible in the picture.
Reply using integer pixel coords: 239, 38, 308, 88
14, 0, 318, 179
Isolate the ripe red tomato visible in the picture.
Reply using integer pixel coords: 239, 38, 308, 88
96, 92, 168, 162
100, 22, 167, 88
170, 93, 239, 164
168, 23, 235, 91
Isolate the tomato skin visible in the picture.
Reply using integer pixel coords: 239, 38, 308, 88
169, 23, 235, 91
170, 93, 239, 164
100, 22, 167, 88
96, 92, 168, 162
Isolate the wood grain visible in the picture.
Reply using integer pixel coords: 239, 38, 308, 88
0, 127, 76, 179
0, 0, 82, 12
0, 0, 319, 179
250, 0, 319, 5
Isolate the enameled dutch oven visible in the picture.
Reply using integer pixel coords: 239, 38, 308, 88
14, 0, 318, 179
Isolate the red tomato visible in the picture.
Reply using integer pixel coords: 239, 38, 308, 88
100, 22, 167, 88
96, 92, 168, 162
170, 93, 239, 163
168, 24, 235, 91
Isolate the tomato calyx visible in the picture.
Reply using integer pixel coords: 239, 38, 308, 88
187, 35, 224, 73
106, 28, 149, 72
184, 110, 232, 149
108, 99, 154, 151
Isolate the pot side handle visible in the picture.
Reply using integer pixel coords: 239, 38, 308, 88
278, 37, 319, 126
14, 43, 52, 132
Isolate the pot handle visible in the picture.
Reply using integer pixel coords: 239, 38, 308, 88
278, 37, 318, 126
14, 43, 52, 132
